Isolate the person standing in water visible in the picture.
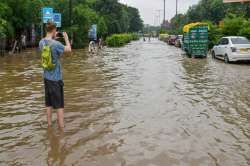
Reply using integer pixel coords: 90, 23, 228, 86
39, 22, 72, 129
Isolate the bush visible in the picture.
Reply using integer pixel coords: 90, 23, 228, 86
159, 29, 167, 34
223, 14, 246, 36
239, 20, 250, 40
206, 22, 224, 49
239, 27, 250, 40
206, 16, 250, 49
106, 33, 139, 47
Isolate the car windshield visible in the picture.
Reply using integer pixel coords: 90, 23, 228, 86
170, 35, 176, 39
178, 35, 183, 39
231, 37, 250, 44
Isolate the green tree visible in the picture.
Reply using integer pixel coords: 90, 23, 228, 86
127, 7, 143, 32
97, 16, 108, 37
223, 14, 245, 36
0, 2, 12, 37
0, 0, 143, 48
239, 20, 250, 39
73, 3, 98, 47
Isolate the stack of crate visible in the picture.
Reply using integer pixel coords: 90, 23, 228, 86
183, 23, 209, 58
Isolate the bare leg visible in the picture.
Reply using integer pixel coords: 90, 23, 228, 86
57, 109, 64, 129
46, 107, 53, 127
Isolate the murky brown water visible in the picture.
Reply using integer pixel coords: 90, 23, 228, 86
0, 39, 249, 166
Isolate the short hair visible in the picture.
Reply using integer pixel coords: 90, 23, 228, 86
45, 21, 56, 33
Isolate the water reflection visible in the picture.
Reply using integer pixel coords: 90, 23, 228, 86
46, 128, 66, 166
0, 39, 249, 165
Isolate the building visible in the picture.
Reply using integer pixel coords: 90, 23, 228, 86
161, 20, 171, 30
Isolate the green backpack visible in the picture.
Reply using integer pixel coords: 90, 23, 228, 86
41, 41, 55, 70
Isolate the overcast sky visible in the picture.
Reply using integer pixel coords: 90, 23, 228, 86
120, 0, 200, 25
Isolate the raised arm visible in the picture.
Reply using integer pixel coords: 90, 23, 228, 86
63, 32, 72, 53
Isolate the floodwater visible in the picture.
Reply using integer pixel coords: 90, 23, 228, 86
0, 39, 249, 166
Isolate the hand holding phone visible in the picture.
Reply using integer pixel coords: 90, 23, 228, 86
56, 32, 64, 38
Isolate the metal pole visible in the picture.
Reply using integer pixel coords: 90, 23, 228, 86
164, 0, 166, 23
41, 22, 43, 39
156, 10, 162, 26
69, 0, 73, 44
41, 8, 43, 39
176, 0, 178, 29
176, 0, 178, 17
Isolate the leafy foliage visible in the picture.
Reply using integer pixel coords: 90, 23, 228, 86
97, 17, 108, 38
105, 33, 139, 47
169, 0, 250, 30
127, 7, 143, 32
205, 21, 223, 49
168, 0, 250, 47
222, 14, 246, 36
239, 21, 250, 40
0, 0, 143, 48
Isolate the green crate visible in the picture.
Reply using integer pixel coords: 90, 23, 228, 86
183, 25, 209, 57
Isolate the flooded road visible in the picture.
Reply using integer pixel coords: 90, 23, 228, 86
0, 39, 249, 166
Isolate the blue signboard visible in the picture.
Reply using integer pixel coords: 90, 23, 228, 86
88, 24, 97, 40
53, 13, 61, 27
42, 7, 53, 23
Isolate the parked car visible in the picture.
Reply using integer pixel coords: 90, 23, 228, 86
168, 35, 177, 45
175, 35, 183, 48
159, 33, 169, 42
212, 36, 250, 63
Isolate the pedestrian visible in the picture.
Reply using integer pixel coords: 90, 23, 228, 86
39, 21, 72, 129
88, 40, 96, 54
98, 37, 103, 49
148, 33, 151, 42
21, 34, 26, 49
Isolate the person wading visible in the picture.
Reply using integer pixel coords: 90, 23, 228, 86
39, 22, 71, 129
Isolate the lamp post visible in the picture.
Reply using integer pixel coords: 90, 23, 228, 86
156, 10, 163, 27
163, 0, 166, 23
176, 0, 178, 29
176, 0, 178, 17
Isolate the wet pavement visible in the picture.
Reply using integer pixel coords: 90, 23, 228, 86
0, 39, 249, 166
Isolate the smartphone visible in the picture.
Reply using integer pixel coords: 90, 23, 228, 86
57, 32, 64, 38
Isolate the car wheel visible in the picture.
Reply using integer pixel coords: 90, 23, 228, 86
212, 51, 216, 59
224, 54, 230, 64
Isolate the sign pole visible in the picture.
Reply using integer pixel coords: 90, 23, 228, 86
41, 9, 43, 39
41, 22, 43, 39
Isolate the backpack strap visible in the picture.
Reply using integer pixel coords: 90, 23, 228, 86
43, 39, 55, 48
44, 39, 57, 80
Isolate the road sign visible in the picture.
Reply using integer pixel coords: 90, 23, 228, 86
42, 7, 53, 23
88, 24, 97, 40
53, 13, 61, 28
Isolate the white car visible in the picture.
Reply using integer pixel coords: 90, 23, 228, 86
212, 36, 250, 63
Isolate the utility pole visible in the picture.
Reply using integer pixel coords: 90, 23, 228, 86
154, 14, 157, 27
176, 0, 178, 17
156, 10, 162, 26
163, 0, 166, 23
175, 0, 178, 29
